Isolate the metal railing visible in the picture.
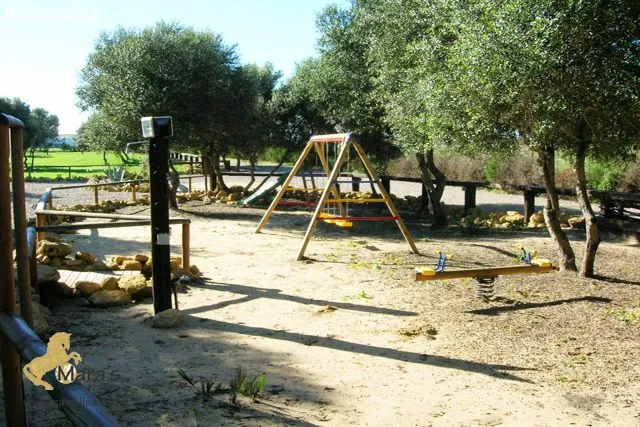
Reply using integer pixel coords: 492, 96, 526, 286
1, 113, 118, 426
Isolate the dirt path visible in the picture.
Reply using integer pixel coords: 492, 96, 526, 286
16, 202, 640, 426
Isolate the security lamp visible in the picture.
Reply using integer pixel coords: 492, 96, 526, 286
141, 116, 173, 138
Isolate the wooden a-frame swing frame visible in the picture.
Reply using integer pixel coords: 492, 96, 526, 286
255, 133, 419, 260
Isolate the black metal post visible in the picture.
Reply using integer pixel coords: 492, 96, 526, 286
149, 137, 172, 314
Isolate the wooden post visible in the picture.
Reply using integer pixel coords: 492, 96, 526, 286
352, 141, 419, 255
352, 176, 361, 192
188, 176, 192, 192
524, 189, 535, 222
0, 122, 27, 427
464, 185, 477, 216
131, 184, 137, 202
36, 213, 46, 242
93, 186, 99, 205
297, 137, 353, 260
182, 222, 190, 272
10, 127, 33, 326
314, 142, 346, 217
381, 176, 391, 194
255, 141, 317, 233
68, 165, 71, 179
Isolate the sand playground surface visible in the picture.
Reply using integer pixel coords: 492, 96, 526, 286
17, 202, 640, 426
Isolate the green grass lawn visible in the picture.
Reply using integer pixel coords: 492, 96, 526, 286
24, 150, 188, 180
24, 151, 145, 180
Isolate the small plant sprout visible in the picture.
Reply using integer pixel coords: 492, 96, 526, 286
177, 369, 225, 401
228, 366, 267, 404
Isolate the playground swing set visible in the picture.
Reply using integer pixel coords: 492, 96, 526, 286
247, 131, 554, 295
254, 133, 420, 260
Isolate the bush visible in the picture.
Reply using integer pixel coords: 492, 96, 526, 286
386, 152, 485, 181
618, 154, 640, 192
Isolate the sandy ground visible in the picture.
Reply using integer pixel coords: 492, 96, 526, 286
12, 198, 639, 426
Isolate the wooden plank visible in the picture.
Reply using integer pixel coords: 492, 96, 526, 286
415, 264, 552, 281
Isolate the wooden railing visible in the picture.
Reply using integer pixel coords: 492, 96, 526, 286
1, 113, 118, 426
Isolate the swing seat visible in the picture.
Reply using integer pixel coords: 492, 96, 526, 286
335, 220, 353, 228
415, 267, 437, 276
530, 258, 552, 267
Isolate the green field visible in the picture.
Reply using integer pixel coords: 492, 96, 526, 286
24, 150, 189, 180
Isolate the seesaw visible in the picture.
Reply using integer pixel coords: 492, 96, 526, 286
414, 249, 553, 298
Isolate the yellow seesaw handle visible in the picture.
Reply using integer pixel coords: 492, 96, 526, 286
415, 267, 437, 276
530, 258, 552, 267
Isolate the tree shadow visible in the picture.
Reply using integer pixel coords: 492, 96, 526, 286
193, 317, 534, 383
185, 280, 417, 317
593, 275, 640, 287
466, 296, 612, 316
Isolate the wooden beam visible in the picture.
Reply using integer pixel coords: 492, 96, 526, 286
255, 141, 316, 233
314, 140, 346, 217
352, 141, 419, 255
182, 222, 190, 272
415, 264, 552, 281
297, 135, 353, 260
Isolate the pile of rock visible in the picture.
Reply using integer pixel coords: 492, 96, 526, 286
176, 185, 246, 205
463, 210, 585, 230
62, 198, 150, 214
35, 235, 110, 272
75, 274, 150, 307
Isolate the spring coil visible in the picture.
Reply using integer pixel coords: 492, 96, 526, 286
475, 277, 496, 299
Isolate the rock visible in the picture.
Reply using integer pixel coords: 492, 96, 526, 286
37, 240, 73, 258
139, 280, 154, 297
502, 212, 525, 225
51, 281, 75, 297
112, 256, 129, 265
118, 275, 147, 295
101, 276, 120, 291
63, 258, 84, 268
75, 281, 102, 297
568, 216, 585, 229
121, 260, 142, 271
170, 256, 182, 269
134, 254, 149, 264
50, 257, 63, 269
528, 211, 545, 226
152, 309, 185, 329
88, 260, 110, 271
88, 290, 131, 307
189, 265, 201, 276
37, 255, 51, 265
141, 260, 152, 276
37, 264, 60, 284
75, 251, 96, 264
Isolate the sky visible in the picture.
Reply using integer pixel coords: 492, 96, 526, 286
0, 0, 349, 134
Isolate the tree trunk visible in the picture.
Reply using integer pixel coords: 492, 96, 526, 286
417, 149, 447, 228
236, 157, 241, 171
574, 123, 600, 277
168, 161, 180, 209
103, 150, 108, 165
538, 146, 577, 272
244, 157, 256, 191
205, 151, 228, 193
